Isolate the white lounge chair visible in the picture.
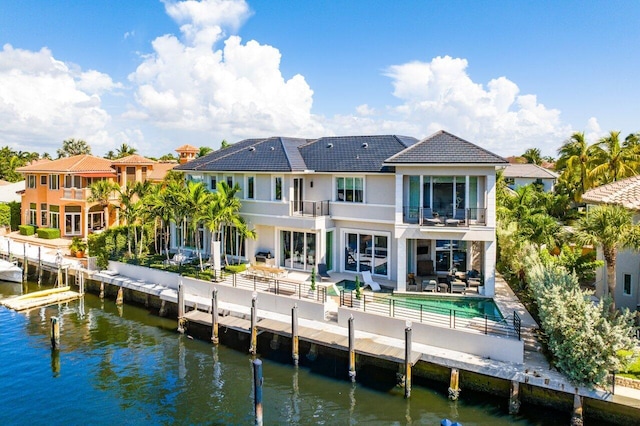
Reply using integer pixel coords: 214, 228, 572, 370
361, 270, 381, 292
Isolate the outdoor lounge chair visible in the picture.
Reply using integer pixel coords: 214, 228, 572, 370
361, 270, 381, 292
166, 252, 193, 266
317, 263, 330, 280
422, 279, 437, 292
450, 280, 466, 294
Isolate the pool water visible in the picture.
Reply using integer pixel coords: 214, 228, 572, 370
330, 279, 502, 319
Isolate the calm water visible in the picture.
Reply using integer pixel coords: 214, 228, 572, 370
0, 281, 570, 425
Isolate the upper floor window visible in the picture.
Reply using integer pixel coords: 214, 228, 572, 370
226, 176, 234, 188
624, 274, 632, 295
64, 175, 81, 188
210, 176, 217, 191
27, 175, 36, 189
274, 176, 282, 201
246, 176, 255, 199
40, 175, 47, 186
126, 167, 136, 184
49, 174, 59, 190
336, 177, 363, 203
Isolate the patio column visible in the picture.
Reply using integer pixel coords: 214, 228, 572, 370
483, 240, 496, 296
397, 237, 407, 292
395, 173, 403, 224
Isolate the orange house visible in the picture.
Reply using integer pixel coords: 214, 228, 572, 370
17, 154, 176, 238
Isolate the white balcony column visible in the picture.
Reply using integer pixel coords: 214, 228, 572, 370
395, 173, 403, 224
483, 240, 496, 296
486, 172, 496, 228
396, 237, 407, 292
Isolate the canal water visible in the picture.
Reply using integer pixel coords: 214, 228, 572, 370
0, 281, 571, 425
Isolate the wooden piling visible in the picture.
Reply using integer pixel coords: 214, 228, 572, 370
37, 246, 42, 286
448, 368, 460, 400
348, 314, 356, 382
50, 316, 60, 349
252, 358, 264, 426
116, 287, 124, 306
23, 243, 28, 282
211, 288, 219, 345
177, 282, 185, 334
404, 323, 412, 399
250, 293, 257, 355
509, 380, 521, 414
570, 391, 583, 426
99, 281, 105, 299
292, 304, 299, 366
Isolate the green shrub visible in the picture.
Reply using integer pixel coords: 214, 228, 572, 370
19, 224, 35, 236
0, 203, 10, 227
225, 264, 247, 274
36, 227, 60, 239
9, 201, 20, 230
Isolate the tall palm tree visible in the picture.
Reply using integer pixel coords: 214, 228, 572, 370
184, 180, 210, 269
522, 148, 542, 165
574, 204, 640, 311
589, 131, 640, 185
203, 181, 242, 266
88, 180, 119, 230
556, 132, 594, 202
116, 143, 138, 159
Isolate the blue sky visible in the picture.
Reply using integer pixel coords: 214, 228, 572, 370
1, 0, 639, 158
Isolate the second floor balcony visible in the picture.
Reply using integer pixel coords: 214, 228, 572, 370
290, 200, 331, 217
403, 206, 487, 227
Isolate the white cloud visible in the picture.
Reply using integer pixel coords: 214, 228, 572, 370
356, 55, 572, 156
124, 30, 135, 40
129, 0, 324, 139
0, 44, 118, 153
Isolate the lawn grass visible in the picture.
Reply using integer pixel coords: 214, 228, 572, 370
618, 349, 640, 380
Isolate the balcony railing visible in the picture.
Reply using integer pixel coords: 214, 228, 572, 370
402, 207, 487, 226
291, 200, 330, 217
62, 188, 90, 200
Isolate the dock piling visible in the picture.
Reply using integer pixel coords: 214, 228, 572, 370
50, 316, 60, 349
448, 368, 460, 400
99, 281, 105, 299
570, 391, 583, 426
252, 358, 264, 426
211, 288, 219, 345
405, 321, 412, 399
37, 246, 42, 286
177, 282, 185, 334
116, 287, 124, 306
23, 243, 28, 282
292, 304, 299, 366
250, 292, 257, 355
348, 314, 356, 382
509, 380, 521, 414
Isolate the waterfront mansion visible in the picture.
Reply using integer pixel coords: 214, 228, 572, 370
174, 131, 507, 295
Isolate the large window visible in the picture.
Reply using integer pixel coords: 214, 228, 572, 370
280, 230, 316, 271
27, 175, 36, 189
49, 205, 60, 229
28, 203, 37, 225
210, 175, 217, 191
49, 174, 59, 190
40, 203, 47, 227
344, 231, 388, 276
336, 177, 363, 203
246, 176, 255, 199
40, 175, 47, 186
421, 176, 469, 218
64, 175, 82, 188
435, 240, 467, 273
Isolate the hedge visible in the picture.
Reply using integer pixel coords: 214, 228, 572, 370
36, 227, 61, 239
0, 204, 10, 227
19, 224, 35, 236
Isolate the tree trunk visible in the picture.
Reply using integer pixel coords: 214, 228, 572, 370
604, 248, 617, 312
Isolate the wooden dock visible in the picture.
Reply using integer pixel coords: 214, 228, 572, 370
182, 310, 421, 365
0, 286, 81, 311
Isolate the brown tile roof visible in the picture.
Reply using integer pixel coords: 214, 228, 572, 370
16, 155, 114, 173
111, 154, 156, 165
147, 162, 176, 181
175, 144, 199, 152
582, 175, 640, 210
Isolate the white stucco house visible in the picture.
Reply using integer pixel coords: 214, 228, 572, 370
172, 131, 508, 296
503, 163, 558, 192
582, 175, 640, 312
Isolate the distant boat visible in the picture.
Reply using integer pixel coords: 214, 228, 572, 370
0, 259, 22, 283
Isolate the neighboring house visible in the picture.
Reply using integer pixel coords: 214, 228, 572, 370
176, 144, 199, 164
0, 180, 25, 203
502, 163, 559, 192
582, 175, 640, 311
174, 131, 507, 295
16, 153, 177, 238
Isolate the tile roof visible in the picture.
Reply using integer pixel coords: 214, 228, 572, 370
385, 130, 508, 165
175, 131, 504, 173
147, 163, 177, 181
503, 164, 559, 179
582, 175, 640, 210
111, 154, 156, 165
175, 144, 199, 152
16, 155, 115, 173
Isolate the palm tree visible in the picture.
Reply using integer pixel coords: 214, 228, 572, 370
589, 131, 640, 185
556, 132, 594, 203
522, 148, 542, 165
184, 180, 210, 269
198, 146, 213, 157
88, 180, 119, 230
116, 143, 138, 159
574, 204, 640, 311
202, 181, 242, 266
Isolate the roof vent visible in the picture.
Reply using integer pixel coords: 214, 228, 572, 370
270, 146, 275, 151
327, 143, 333, 148
249, 146, 255, 152
362, 142, 368, 148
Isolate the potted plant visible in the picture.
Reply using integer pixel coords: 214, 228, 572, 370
69, 236, 88, 258
353, 275, 362, 309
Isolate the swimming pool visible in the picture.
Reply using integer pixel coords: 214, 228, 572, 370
330, 279, 502, 320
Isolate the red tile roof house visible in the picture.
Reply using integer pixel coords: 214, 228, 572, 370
16, 154, 176, 239
174, 131, 508, 295
582, 175, 640, 311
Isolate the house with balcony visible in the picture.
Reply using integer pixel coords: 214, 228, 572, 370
174, 131, 507, 295
16, 153, 177, 238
